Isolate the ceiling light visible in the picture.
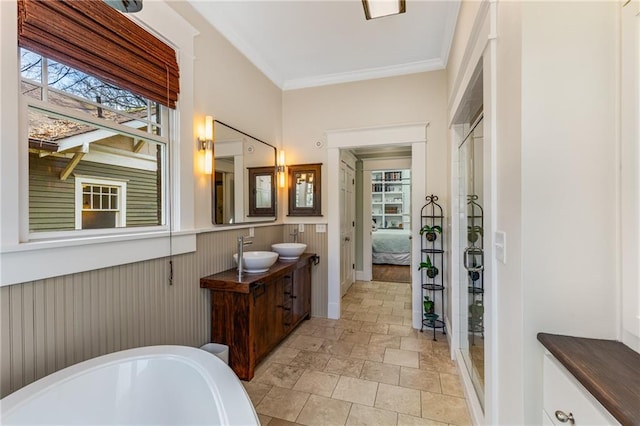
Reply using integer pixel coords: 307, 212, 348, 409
103, 0, 143, 13
362, 0, 405, 20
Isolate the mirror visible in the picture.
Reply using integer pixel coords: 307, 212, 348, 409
211, 121, 277, 225
288, 163, 322, 216
248, 166, 276, 217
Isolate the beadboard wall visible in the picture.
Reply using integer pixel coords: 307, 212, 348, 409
0, 223, 328, 398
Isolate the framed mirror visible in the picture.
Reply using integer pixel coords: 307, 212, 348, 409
248, 166, 276, 217
211, 121, 277, 225
288, 163, 322, 216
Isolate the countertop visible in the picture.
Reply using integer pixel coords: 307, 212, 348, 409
200, 252, 316, 293
537, 332, 640, 425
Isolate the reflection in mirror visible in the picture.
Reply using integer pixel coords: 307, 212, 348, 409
294, 171, 315, 208
214, 159, 235, 224
211, 121, 277, 225
288, 163, 322, 216
256, 176, 272, 208
248, 166, 275, 217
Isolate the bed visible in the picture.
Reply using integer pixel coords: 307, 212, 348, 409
372, 228, 411, 265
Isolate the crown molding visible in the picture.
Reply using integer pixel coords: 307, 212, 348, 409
282, 58, 445, 91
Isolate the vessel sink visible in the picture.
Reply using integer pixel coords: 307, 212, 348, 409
233, 251, 279, 273
271, 243, 307, 260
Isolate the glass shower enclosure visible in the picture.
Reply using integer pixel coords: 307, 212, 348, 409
458, 114, 485, 408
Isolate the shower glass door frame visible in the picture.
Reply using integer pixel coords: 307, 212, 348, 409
458, 114, 485, 409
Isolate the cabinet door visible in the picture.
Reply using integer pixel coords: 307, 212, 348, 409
272, 275, 286, 340
253, 282, 272, 360
543, 354, 619, 425
281, 273, 294, 332
253, 277, 287, 361
292, 262, 312, 325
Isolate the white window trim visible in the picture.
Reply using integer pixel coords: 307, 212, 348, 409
75, 176, 127, 230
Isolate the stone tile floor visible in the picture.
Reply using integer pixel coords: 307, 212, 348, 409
242, 280, 472, 426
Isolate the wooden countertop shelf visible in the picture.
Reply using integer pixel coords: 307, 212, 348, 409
200, 253, 316, 293
537, 332, 640, 425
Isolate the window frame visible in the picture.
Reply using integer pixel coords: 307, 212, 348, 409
1, 0, 199, 287
21, 50, 171, 241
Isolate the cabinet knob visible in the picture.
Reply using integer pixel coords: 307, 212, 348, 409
554, 410, 575, 424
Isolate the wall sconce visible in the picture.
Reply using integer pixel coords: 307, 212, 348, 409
277, 150, 286, 188
199, 115, 214, 175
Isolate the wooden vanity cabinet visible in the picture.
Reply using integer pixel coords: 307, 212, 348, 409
291, 261, 311, 326
252, 274, 285, 360
200, 253, 314, 380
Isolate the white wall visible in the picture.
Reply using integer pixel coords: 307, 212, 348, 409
620, 0, 640, 353
494, 2, 526, 423
447, 1, 621, 424
168, 1, 283, 231
520, 2, 618, 421
282, 71, 449, 223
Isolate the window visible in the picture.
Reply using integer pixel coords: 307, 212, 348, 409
75, 177, 127, 230
1, 0, 193, 286
22, 47, 167, 235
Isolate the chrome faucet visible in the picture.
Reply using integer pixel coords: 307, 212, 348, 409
237, 236, 253, 279
291, 228, 299, 243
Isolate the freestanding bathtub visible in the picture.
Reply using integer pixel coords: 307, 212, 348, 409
0, 345, 259, 425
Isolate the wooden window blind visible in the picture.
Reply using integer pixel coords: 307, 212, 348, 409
18, 0, 180, 109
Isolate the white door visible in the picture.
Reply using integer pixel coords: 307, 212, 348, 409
340, 160, 355, 296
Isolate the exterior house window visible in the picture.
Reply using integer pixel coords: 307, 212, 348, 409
22, 47, 167, 235
17, 0, 180, 239
75, 177, 127, 230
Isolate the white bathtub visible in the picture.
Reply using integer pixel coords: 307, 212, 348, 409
1, 345, 259, 425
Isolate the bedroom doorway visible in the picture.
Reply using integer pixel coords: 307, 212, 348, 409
361, 157, 412, 284
326, 124, 427, 321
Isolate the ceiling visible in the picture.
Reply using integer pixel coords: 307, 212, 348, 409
188, 0, 460, 90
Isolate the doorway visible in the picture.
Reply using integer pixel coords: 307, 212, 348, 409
326, 124, 427, 324
365, 160, 412, 285
340, 157, 356, 297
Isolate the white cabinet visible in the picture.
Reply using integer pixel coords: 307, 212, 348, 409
371, 170, 410, 229
542, 352, 619, 425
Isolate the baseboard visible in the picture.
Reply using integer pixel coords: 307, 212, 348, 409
327, 302, 340, 319
355, 270, 371, 281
